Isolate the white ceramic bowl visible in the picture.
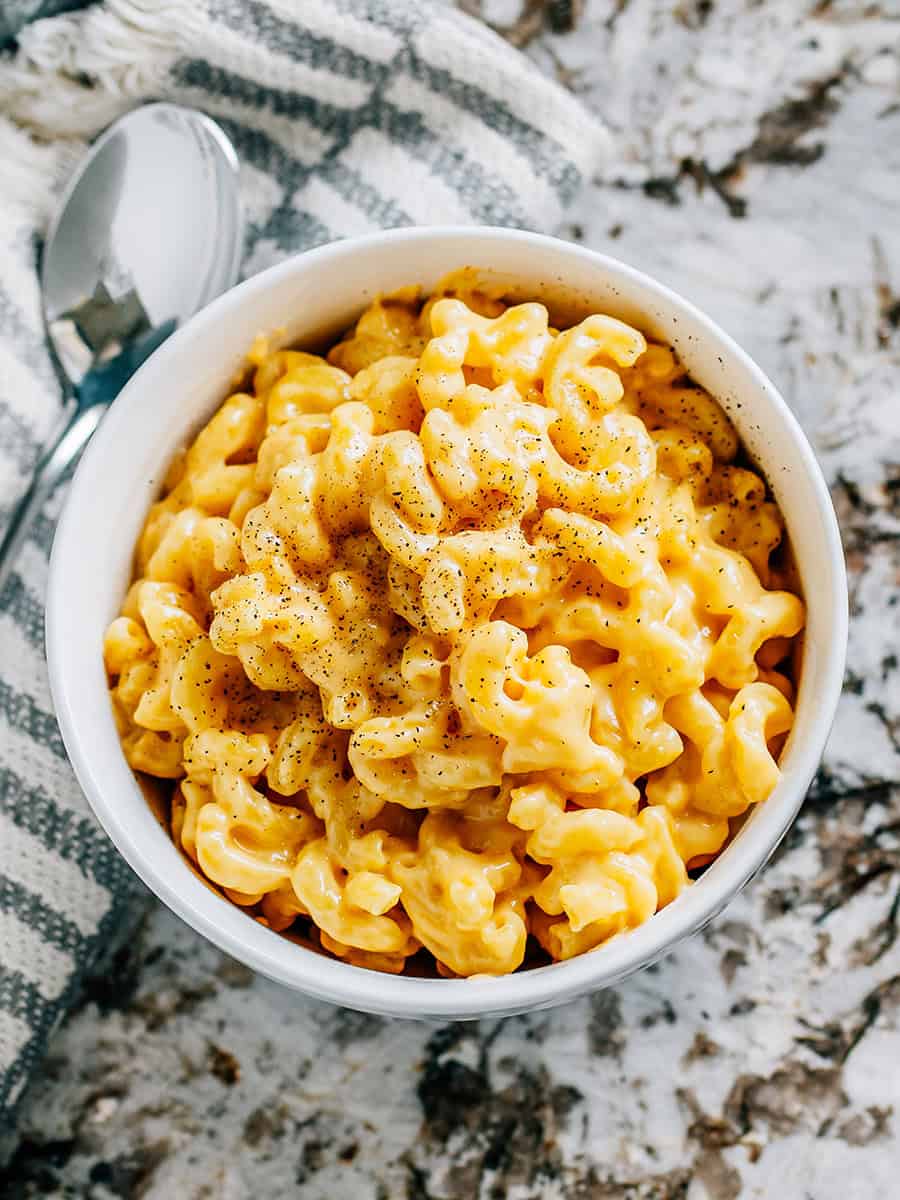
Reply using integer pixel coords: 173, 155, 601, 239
47, 227, 847, 1019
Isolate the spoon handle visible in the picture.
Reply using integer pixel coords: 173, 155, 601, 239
0, 404, 106, 599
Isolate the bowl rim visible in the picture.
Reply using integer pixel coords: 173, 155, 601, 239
46, 225, 848, 1018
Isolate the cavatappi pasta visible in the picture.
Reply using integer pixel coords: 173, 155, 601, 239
104, 270, 805, 976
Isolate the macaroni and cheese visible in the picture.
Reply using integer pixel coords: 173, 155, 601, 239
104, 271, 804, 977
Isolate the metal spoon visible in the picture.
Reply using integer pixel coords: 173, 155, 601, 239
0, 102, 242, 593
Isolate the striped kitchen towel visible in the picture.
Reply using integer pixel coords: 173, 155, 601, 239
0, 0, 608, 1133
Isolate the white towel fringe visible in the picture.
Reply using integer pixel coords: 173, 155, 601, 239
1, 0, 199, 136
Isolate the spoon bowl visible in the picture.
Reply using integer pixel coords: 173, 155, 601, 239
0, 102, 242, 593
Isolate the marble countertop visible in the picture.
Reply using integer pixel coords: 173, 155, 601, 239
7, 2, 900, 1197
